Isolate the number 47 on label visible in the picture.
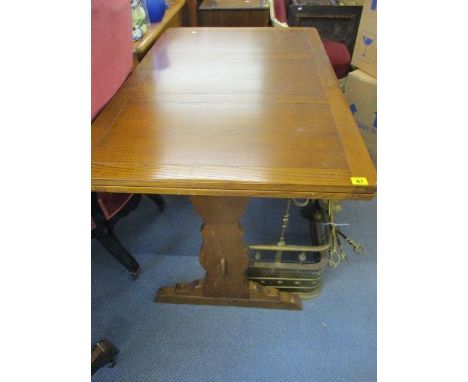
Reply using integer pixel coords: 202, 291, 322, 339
351, 177, 369, 186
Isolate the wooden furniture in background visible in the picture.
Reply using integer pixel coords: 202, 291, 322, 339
132, 0, 186, 65
199, 0, 270, 27
287, 0, 362, 55
92, 28, 376, 310
184, 0, 201, 26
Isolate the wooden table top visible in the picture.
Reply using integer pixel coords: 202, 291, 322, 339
199, 0, 269, 10
92, 28, 376, 200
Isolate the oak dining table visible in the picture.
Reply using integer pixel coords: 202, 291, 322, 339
91, 27, 376, 310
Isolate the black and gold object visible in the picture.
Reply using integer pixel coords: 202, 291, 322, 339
247, 200, 332, 299
91, 340, 119, 376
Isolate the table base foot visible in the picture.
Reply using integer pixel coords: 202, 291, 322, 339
155, 279, 302, 310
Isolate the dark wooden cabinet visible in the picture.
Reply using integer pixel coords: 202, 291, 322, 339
287, 0, 362, 55
199, 0, 270, 27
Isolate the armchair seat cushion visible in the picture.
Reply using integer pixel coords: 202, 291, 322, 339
97, 192, 134, 220
322, 40, 351, 79
91, 192, 133, 230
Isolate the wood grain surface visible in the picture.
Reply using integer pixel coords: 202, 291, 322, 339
92, 28, 376, 199
191, 196, 250, 298
199, 9, 270, 27
199, 0, 269, 10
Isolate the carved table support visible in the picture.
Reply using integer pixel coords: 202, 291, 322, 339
155, 196, 302, 310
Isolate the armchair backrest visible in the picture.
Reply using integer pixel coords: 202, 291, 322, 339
91, 0, 133, 120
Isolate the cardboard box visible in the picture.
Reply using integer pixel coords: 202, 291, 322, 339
351, 0, 377, 77
344, 69, 377, 165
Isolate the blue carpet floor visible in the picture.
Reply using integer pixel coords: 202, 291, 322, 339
92, 196, 376, 382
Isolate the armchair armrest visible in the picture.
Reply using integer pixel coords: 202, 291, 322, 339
132, 0, 186, 63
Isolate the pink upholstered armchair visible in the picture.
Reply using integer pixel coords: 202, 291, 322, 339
91, 0, 164, 279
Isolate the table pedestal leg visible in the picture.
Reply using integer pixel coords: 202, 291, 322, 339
155, 196, 302, 310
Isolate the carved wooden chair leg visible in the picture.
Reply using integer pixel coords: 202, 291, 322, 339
91, 340, 119, 376
92, 193, 141, 279
145, 194, 165, 213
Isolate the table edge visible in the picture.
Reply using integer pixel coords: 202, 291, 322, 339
91, 182, 376, 200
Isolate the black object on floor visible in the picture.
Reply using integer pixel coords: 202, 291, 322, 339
91, 340, 119, 376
